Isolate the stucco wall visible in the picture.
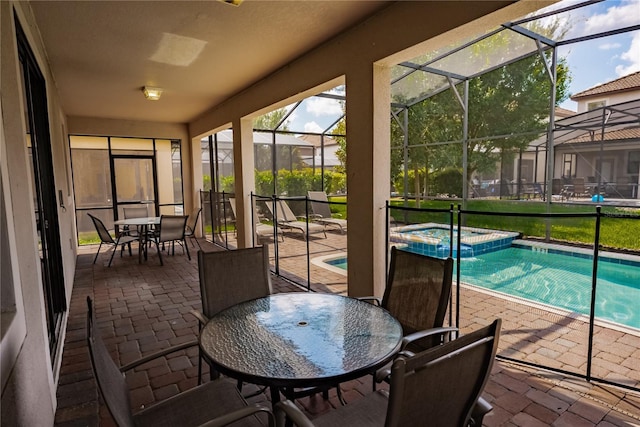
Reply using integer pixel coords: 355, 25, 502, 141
1, 2, 77, 425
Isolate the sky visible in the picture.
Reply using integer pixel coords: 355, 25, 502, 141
554, 0, 640, 110
283, 0, 640, 132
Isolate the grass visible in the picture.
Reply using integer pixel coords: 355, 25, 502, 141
79, 198, 640, 252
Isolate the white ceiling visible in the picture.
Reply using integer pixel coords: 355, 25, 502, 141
29, 0, 391, 124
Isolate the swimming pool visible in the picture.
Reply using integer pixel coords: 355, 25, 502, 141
389, 223, 520, 258
312, 242, 640, 330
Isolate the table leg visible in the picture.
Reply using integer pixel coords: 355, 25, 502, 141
269, 386, 281, 404
137, 224, 149, 263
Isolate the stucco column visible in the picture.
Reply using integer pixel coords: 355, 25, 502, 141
232, 118, 256, 248
346, 63, 390, 298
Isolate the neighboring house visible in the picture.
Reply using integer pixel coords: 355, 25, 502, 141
553, 71, 640, 198
492, 72, 640, 200
298, 134, 342, 170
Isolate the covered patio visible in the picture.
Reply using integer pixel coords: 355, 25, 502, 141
3, 1, 640, 425
53, 238, 640, 426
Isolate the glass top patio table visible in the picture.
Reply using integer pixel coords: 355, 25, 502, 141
113, 216, 160, 226
113, 216, 160, 262
199, 292, 403, 400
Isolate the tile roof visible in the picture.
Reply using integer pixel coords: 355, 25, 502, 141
555, 106, 576, 117
559, 126, 640, 144
571, 71, 640, 100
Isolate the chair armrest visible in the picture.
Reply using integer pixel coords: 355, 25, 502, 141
190, 309, 209, 325
275, 400, 315, 427
119, 340, 198, 372
401, 327, 458, 350
374, 350, 414, 384
199, 404, 275, 427
355, 296, 381, 306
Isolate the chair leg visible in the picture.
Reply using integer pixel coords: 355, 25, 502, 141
184, 238, 191, 260
108, 245, 117, 267
190, 236, 202, 250
154, 240, 163, 266
93, 242, 103, 264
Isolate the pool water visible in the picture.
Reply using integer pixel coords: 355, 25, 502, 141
389, 224, 519, 258
459, 247, 640, 329
320, 247, 640, 329
326, 257, 347, 270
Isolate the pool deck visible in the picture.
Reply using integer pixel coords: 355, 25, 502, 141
54, 234, 640, 426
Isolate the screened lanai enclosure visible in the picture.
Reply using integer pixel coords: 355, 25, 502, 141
201, 0, 639, 215
195, 0, 640, 395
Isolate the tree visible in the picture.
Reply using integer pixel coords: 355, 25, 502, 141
391, 18, 572, 201
254, 108, 290, 131
333, 112, 347, 174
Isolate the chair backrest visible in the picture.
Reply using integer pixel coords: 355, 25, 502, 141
572, 177, 585, 192
158, 215, 188, 242
533, 182, 543, 193
385, 319, 501, 427
307, 191, 333, 219
123, 206, 148, 219
276, 200, 298, 222
197, 246, 272, 317
383, 246, 453, 351
88, 213, 116, 244
186, 208, 201, 232
86, 297, 135, 427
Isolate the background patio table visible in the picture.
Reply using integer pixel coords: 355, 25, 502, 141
114, 216, 160, 263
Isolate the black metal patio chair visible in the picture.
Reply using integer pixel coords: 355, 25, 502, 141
88, 213, 137, 267
86, 297, 274, 427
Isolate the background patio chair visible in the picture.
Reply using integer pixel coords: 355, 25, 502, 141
184, 207, 202, 250
88, 213, 137, 267
230, 198, 284, 242
122, 205, 149, 237
264, 199, 326, 239
307, 191, 347, 234
275, 319, 501, 427
358, 246, 455, 388
192, 246, 273, 384
152, 215, 190, 265
86, 297, 274, 427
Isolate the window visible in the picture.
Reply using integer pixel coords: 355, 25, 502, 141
587, 100, 606, 111
562, 153, 576, 178
628, 151, 640, 175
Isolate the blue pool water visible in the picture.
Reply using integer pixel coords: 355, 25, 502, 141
322, 246, 640, 329
389, 224, 519, 258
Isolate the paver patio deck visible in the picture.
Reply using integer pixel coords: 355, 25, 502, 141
54, 232, 640, 426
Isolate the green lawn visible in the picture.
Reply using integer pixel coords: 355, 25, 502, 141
79, 199, 640, 253
388, 199, 640, 253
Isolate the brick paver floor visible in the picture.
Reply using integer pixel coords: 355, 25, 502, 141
54, 235, 640, 426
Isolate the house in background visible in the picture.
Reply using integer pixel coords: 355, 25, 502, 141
299, 134, 343, 172
487, 72, 640, 200
553, 71, 640, 198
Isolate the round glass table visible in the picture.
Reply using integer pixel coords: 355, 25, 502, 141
199, 292, 403, 402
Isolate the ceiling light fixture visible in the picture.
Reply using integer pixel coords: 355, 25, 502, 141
219, 0, 243, 6
142, 86, 163, 101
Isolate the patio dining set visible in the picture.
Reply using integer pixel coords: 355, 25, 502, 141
86, 242, 502, 426
88, 207, 202, 267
